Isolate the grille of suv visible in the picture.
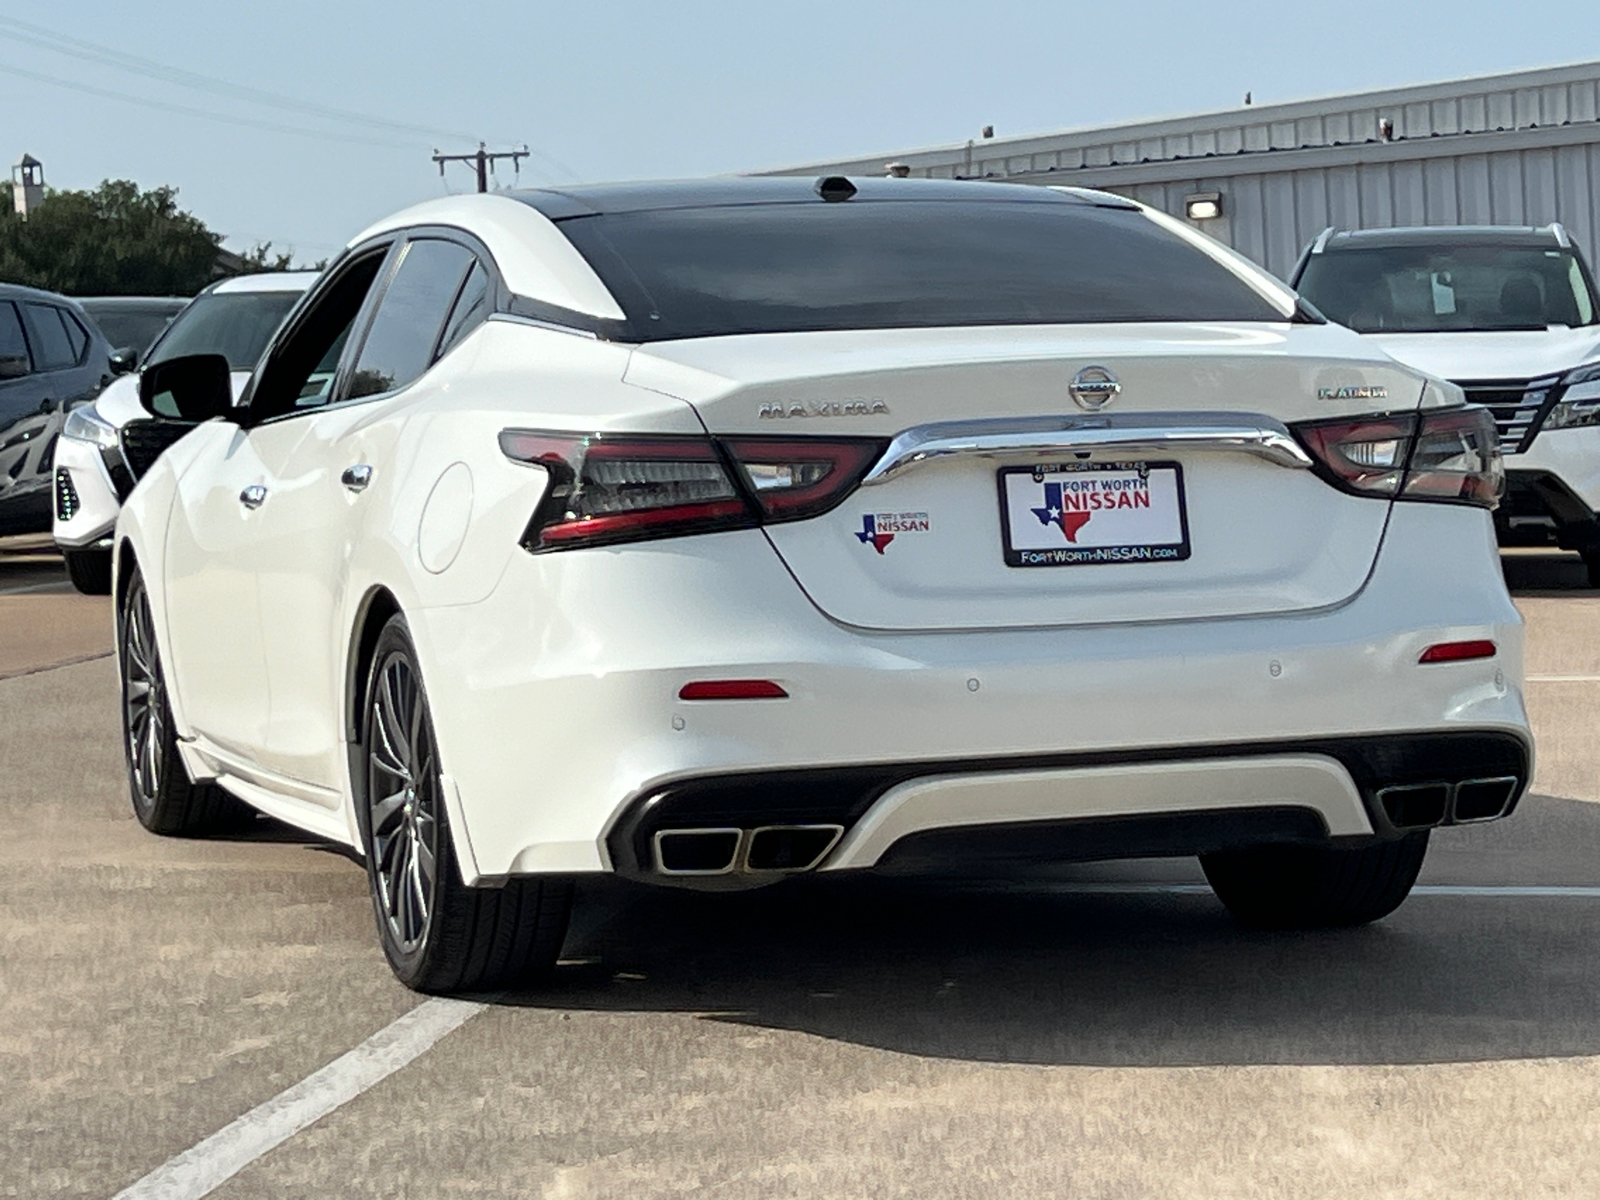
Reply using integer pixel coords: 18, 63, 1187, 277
1456, 378, 1558, 455
120, 419, 196, 480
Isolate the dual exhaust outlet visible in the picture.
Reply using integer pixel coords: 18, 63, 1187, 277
652, 824, 845, 877
1376, 775, 1519, 830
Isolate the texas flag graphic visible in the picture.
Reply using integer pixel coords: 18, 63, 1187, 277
1032, 482, 1093, 542
855, 514, 895, 554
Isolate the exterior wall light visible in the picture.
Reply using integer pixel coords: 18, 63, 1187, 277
1185, 192, 1223, 221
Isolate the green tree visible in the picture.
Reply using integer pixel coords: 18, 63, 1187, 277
0, 179, 223, 296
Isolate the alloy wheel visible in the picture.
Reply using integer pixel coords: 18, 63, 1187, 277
366, 650, 440, 955
121, 577, 165, 809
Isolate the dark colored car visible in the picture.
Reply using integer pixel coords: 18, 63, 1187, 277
0, 284, 115, 537
76, 297, 188, 369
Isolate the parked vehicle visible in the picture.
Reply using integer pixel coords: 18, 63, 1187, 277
76, 296, 188, 369
113, 180, 1528, 993
1291, 224, 1600, 581
53, 272, 316, 592
0, 284, 114, 538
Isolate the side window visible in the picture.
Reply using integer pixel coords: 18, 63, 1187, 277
60, 309, 90, 362
348, 239, 475, 400
0, 303, 30, 380
24, 303, 78, 371
436, 261, 491, 360
249, 249, 390, 421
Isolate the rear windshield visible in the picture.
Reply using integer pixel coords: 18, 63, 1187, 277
1297, 244, 1599, 333
81, 304, 182, 355
147, 291, 302, 371
554, 201, 1284, 340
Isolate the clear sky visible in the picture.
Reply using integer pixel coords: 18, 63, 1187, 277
5, 0, 1599, 262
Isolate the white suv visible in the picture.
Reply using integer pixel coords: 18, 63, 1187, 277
52, 272, 317, 592
1292, 225, 1600, 581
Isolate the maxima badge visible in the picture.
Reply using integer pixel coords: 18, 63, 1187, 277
1069, 366, 1121, 411
1317, 385, 1389, 401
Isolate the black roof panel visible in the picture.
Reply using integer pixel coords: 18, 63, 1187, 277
1322, 225, 1564, 251
510, 176, 1117, 219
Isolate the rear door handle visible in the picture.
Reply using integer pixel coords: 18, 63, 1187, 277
341, 464, 373, 492
239, 484, 267, 510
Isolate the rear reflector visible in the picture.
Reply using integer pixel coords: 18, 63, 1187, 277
678, 679, 790, 700
1418, 639, 1496, 664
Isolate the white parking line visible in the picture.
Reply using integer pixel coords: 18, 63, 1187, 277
0, 580, 70, 595
1527, 674, 1600, 682
111, 997, 486, 1200
1037, 883, 1600, 898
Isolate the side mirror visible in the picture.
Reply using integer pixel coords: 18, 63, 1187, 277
140, 354, 234, 422
109, 347, 139, 376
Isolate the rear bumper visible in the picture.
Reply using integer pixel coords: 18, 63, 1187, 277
607, 733, 1527, 885
413, 498, 1527, 883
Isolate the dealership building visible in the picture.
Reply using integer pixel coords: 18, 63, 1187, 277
760, 61, 1600, 280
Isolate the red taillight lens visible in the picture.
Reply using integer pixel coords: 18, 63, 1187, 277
1293, 406, 1502, 509
499, 431, 886, 551
1295, 414, 1414, 496
1419, 639, 1496, 664
499, 431, 753, 551
722, 438, 883, 520
1400, 406, 1504, 507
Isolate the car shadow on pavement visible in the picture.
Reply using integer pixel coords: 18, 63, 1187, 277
494, 793, 1600, 1069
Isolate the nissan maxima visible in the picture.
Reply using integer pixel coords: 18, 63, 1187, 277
112, 178, 1530, 993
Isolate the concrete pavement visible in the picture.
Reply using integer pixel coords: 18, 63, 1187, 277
4, 549, 1600, 1198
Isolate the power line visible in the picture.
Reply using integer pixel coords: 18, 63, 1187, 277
0, 14, 473, 143
0, 59, 415, 149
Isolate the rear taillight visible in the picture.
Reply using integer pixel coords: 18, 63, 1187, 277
499, 430, 882, 551
1292, 406, 1502, 509
722, 438, 883, 521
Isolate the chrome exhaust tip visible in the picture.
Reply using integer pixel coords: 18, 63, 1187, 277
653, 828, 742, 875
1452, 776, 1520, 823
1376, 782, 1450, 830
745, 824, 844, 872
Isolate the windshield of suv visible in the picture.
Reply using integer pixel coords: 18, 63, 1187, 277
1297, 244, 1599, 333
554, 201, 1285, 340
146, 289, 303, 371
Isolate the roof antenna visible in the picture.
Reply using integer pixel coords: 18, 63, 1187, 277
816, 176, 858, 202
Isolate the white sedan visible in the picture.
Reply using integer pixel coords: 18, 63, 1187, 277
113, 178, 1530, 993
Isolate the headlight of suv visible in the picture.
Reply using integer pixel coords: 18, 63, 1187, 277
1545, 362, 1600, 431
62, 405, 121, 452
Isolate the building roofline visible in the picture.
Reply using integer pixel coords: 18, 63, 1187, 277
753, 58, 1600, 178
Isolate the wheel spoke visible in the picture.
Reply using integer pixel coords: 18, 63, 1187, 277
379, 666, 411, 767
370, 787, 408, 833
408, 836, 428, 934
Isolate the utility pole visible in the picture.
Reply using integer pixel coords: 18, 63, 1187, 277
432, 143, 529, 193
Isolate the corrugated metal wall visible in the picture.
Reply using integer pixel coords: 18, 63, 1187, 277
1118, 143, 1600, 278
761, 62, 1600, 280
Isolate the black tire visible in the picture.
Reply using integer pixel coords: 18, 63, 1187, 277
1200, 832, 1429, 929
64, 548, 113, 595
358, 614, 571, 993
118, 566, 252, 835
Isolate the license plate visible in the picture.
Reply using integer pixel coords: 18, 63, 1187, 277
998, 461, 1191, 568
